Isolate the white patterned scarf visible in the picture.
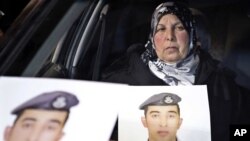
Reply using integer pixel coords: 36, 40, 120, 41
148, 54, 199, 85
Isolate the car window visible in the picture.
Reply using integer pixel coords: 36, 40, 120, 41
0, 0, 91, 76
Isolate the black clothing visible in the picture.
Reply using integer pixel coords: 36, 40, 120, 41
102, 43, 250, 141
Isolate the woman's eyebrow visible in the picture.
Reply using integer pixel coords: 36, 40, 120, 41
157, 21, 182, 27
156, 24, 165, 28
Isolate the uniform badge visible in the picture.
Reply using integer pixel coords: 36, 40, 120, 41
52, 96, 67, 109
164, 96, 173, 104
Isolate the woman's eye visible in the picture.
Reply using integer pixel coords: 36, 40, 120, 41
176, 26, 185, 31
156, 27, 165, 32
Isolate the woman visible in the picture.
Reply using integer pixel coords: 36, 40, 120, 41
102, 1, 250, 141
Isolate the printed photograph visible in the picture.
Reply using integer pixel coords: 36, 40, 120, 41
0, 77, 121, 141
118, 86, 211, 141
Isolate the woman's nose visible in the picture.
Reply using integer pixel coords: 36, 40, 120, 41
165, 29, 174, 41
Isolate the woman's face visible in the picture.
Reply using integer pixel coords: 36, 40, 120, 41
153, 14, 189, 63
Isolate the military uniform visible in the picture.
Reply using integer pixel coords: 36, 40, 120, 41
140, 93, 181, 141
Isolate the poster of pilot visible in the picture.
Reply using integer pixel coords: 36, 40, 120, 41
118, 85, 211, 141
0, 77, 121, 141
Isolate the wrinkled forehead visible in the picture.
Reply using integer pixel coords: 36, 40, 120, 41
156, 14, 182, 25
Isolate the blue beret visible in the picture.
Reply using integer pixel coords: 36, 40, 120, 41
12, 91, 79, 115
139, 93, 181, 110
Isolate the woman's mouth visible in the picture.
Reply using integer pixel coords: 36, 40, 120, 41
165, 46, 178, 52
